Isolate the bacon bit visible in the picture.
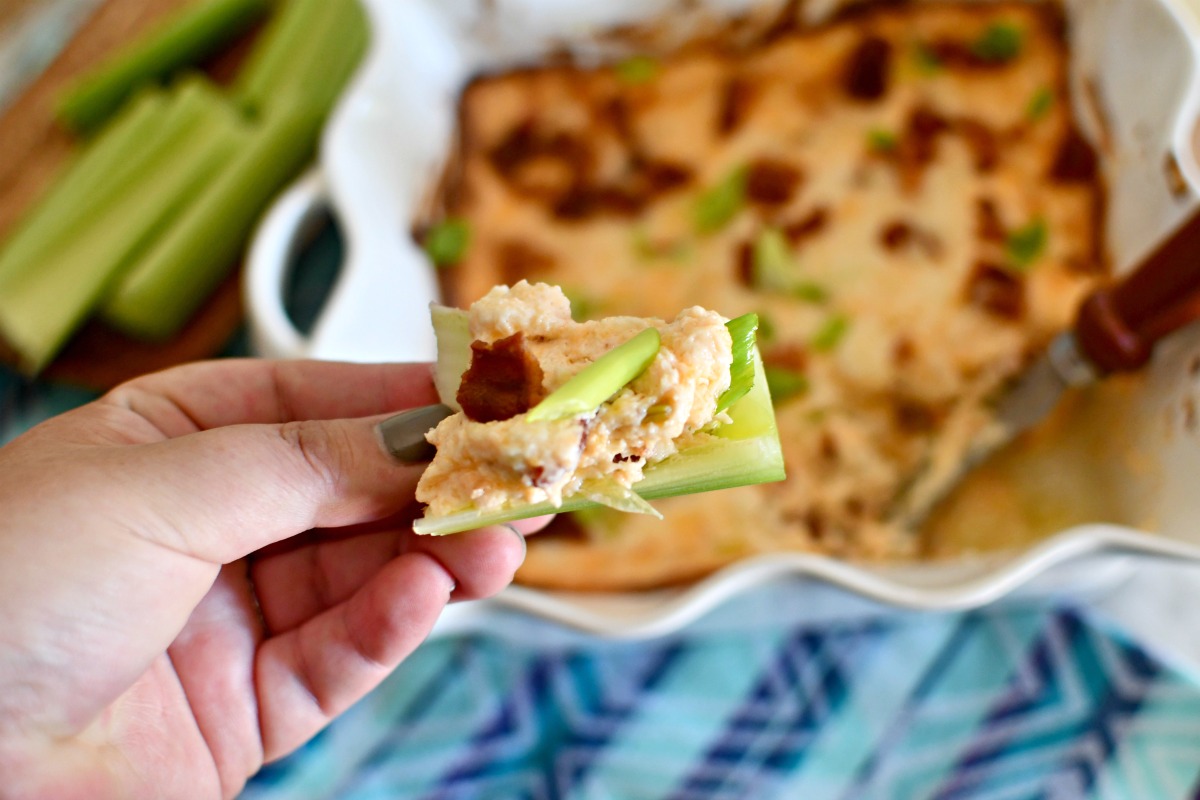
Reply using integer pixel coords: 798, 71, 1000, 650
1049, 127, 1098, 183
893, 337, 916, 365
745, 158, 803, 207
456, 333, 545, 422
804, 509, 827, 540
922, 37, 1016, 70
955, 118, 999, 172
976, 197, 1006, 243
842, 36, 892, 101
496, 240, 556, 284
717, 76, 756, 136
603, 95, 635, 144
783, 207, 829, 245
879, 220, 943, 260
764, 342, 809, 372
734, 240, 755, 287
819, 432, 840, 462
553, 185, 642, 220
893, 400, 940, 433
844, 497, 866, 517
965, 261, 1025, 320
612, 453, 642, 463
635, 158, 693, 196
895, 105, 949, 190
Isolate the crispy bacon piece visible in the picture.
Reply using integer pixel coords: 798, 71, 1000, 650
965, 261, 1025, 320
456, 333, 545, 422
975, 197, 1006, 243
717, 76, 756, 135
746, 158, 804, 207
1049, 127, 1098, 183
842, 36, 891, 101
783, 207, 829, 245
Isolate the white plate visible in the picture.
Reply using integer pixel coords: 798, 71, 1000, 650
246, 0, 1200, 636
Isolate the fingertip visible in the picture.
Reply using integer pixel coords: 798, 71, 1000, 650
405, 525, 526, 602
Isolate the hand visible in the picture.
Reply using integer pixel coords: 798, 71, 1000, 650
0, 359, 545, 799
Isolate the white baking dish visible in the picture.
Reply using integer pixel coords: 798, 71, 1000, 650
246, 0, 1200, 636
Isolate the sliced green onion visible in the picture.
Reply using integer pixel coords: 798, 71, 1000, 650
615, 55, 659, 85
715, 313, 759, 415
423, 218, 471, 267
58, 0, 269, 132
693, 167, 747, 234
1004, 217, 1047, 270
525, 327, 661, 422
564, 289, 602, 321
912, 42, 944, 75
867, 128, 899, 153
1026, 86, 1054, 121
764, 365, 810, 403
414, 351, 784, 535
811, 314, 851, 352
752, 228, 794, 291
971, 22, 1023, 63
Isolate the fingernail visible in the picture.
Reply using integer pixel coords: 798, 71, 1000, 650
377, 404, 454, 463
506, 524, 528, 566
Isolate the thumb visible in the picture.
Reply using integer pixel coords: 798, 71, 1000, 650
122, 413, 429, 564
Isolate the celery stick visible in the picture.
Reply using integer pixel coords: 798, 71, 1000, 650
58, 0, 269, 132
101, 102, 324, 340
430, 304, 471, 413
0, 89, 168, 285
0, 90, 244, 372
714, 313, 759, 415
415, 353, 784, 536
234, 0, 367, 116
525, 327, 661, 422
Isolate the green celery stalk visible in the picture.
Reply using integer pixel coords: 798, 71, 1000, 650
58, 0, 270, 132
0, 88, 169, 286
234, 0, 367, 116
101, 102, 324, 340
525, 327, 661, 422
415, 309, 784, 535
430, 304, 471, 412
0, 86, 245, 372
714, 313, 759, 414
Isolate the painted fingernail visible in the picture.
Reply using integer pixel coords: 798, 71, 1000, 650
506, 524, 528, 565
376, 404, 454, 463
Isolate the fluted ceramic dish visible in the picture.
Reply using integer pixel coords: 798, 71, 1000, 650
246, 0, 1200, 637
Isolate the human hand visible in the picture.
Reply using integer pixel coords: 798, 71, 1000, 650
0, 359, 545, 799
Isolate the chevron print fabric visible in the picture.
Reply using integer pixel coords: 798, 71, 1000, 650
239, 605, 1200, 800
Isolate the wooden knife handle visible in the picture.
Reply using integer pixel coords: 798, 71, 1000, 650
1076, 206, 1200, 373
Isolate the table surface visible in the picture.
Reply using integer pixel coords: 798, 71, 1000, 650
7, 3, 1200, 798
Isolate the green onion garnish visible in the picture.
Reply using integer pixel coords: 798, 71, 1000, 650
1026, 86, 1054, 121
1005, 217, 1047, 270
615, 55, 660, 85
526, 327, 661, 422
693, 167, 747, 234
423, 218, 471, 267
867, 128, 899, 153
715, 313, 759, 415
971, 22, 1023, 63
764, 365, 810, 403
913, 41, 944, 75
811, 314, 851, 352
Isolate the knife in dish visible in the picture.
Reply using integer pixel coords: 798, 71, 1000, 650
891, 204, 1200, 528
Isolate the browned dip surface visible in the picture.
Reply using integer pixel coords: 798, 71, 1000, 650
419, 1, 1107, 591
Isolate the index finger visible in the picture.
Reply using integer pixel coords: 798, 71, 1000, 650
107, 359, 441, 433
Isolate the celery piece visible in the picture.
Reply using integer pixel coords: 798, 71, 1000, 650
526, 327, 662, 422
234, 0, 368, 116
971, 22, 1023, 63
58, 0, 269, 132
1004, 217, 1047, 271
102, 102, 324, 340
615, 55, 659, 85
764, 365, 810, 403
0, 87, 244, 371
0, 88, 168, 286
430, 304, 471, 413
715, 313, 759, 415
414, 351, 784, 536
692, 167, 747, 234
423, 218, 471, 267
811, 314, 850, 352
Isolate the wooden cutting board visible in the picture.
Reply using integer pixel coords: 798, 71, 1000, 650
0, 0, 266, 390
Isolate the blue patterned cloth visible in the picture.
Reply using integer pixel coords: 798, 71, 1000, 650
238, 600, 1200, 799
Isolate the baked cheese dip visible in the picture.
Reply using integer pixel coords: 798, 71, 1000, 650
417, 1, 1106, 589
